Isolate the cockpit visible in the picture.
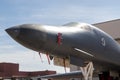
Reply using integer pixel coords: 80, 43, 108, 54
80, 24, 92, 31
63, 22, 92, 31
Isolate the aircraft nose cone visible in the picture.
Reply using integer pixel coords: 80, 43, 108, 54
5, 27, 20, 38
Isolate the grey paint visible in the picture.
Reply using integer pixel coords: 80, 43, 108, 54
5, 22, 120, 72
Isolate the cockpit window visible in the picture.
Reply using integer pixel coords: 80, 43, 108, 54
80, 25, 92, 31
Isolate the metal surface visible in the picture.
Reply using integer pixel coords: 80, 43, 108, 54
6, 22, 120, 72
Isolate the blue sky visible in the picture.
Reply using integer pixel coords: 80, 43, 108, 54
0, 0, 120, 73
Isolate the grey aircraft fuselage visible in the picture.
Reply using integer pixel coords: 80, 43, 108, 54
6, 22, 120, 72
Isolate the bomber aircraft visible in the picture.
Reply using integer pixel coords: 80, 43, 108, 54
6, 19, 120, 80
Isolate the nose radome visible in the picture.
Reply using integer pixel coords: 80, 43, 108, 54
5, 26, 20, 38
